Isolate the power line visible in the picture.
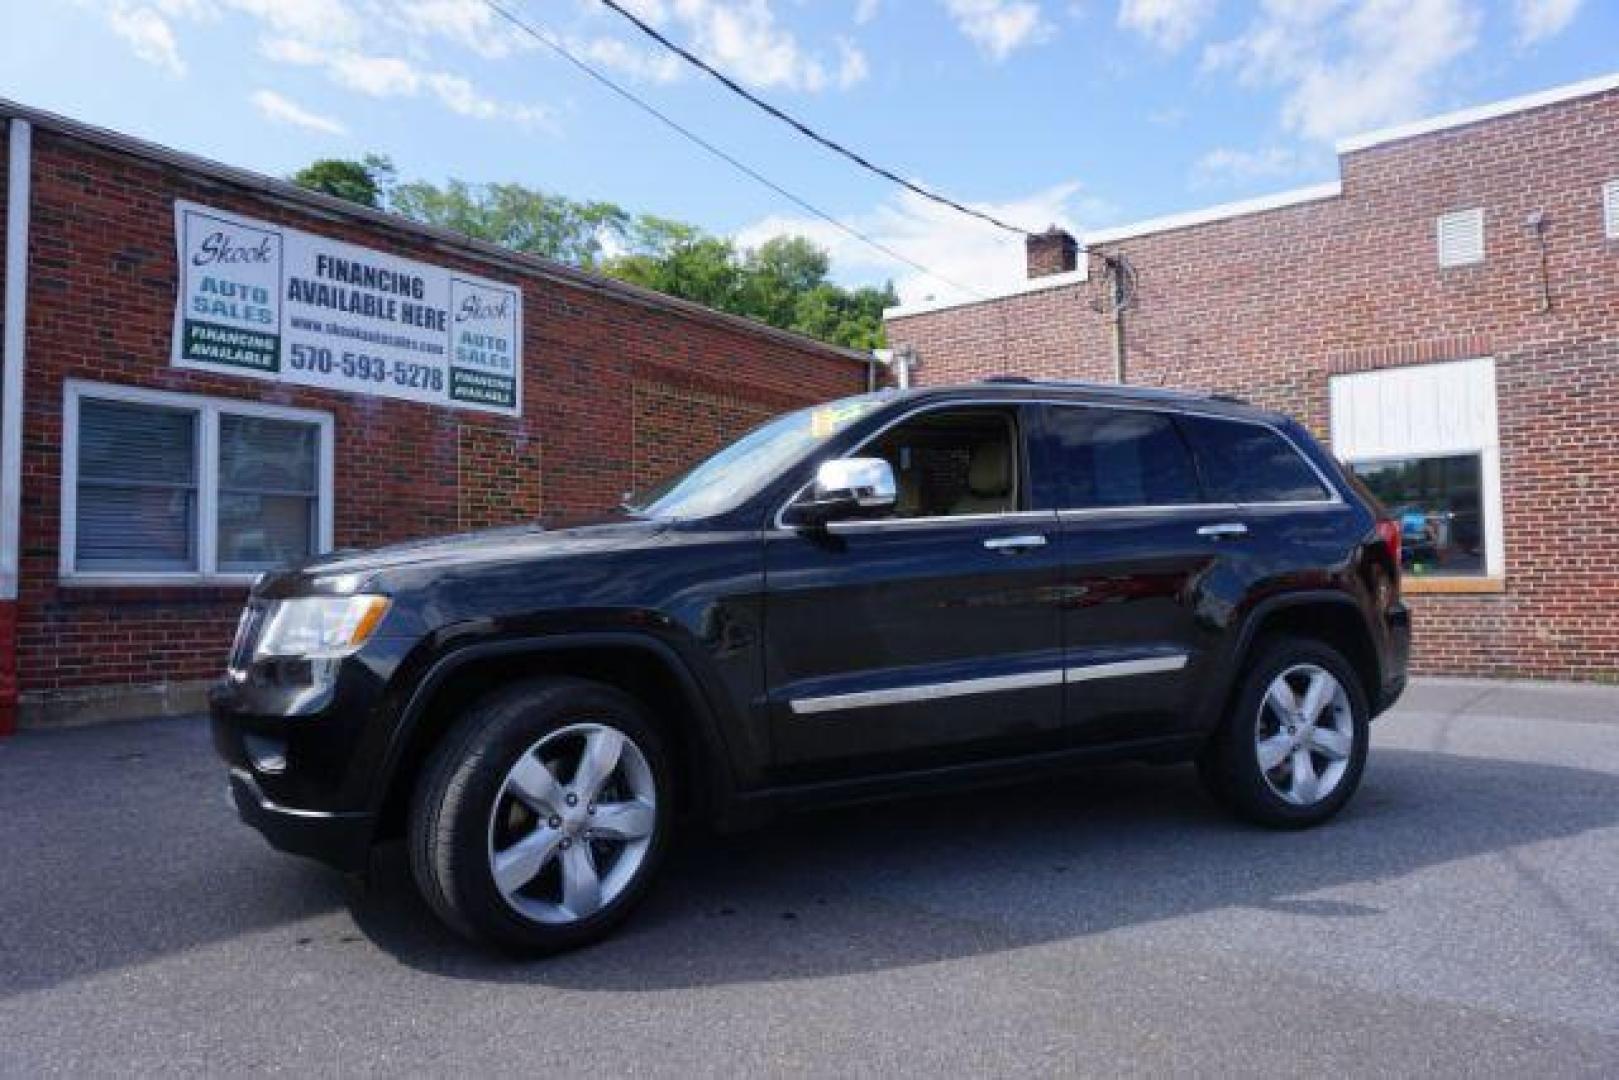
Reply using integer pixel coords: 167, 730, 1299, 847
592, 0, 1036, 238
476, 0, 992, 301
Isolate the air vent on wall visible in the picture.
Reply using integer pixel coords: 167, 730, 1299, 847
1436, 208, 1485, 268
1605, 179, 1619, 240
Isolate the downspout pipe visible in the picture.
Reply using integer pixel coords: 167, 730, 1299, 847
1, 119, 29, 735
2, 119, 28, 601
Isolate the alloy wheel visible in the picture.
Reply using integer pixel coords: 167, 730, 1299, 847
1254, 663, 1355, 806
485, 723, 658, 925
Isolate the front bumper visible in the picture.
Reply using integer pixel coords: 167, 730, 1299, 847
226, 765, 374, 873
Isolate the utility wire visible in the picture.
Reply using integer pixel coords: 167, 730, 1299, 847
477, 0, 991, 301
592, 0, 1036, 238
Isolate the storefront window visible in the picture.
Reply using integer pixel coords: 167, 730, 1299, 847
64, 382, 332, 582
1329, 358, 1503, 582
1350, 454, 1486, 576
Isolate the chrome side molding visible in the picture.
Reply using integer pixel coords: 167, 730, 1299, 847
789, 653, 1189, 715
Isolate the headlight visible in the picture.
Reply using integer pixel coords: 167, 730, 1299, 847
254, 596, 391, 660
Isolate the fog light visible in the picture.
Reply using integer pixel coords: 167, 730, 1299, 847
243, 733, 288, 775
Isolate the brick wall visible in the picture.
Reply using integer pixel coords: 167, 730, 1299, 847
9, 123, 864, 707
888, 89, 1619, 681
631, 372, 781, 493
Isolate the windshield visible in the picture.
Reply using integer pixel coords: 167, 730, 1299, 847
629, 393, 894, 520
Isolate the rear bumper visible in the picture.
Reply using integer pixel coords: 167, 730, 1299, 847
1375, 597, 1412, 717
226, 766, 374, 873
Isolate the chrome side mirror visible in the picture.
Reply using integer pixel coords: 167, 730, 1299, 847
788, 457, 897, 525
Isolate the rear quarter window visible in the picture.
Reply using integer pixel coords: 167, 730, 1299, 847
1178, 415, 1331, 504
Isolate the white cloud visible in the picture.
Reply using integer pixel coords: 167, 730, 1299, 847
855, 0, 881, 25
271, 42, 557, 128
228, 0, 361, 44
250, 89, 347, 134
586, 0, 869, 92
1513, 0, 1584, 44
564, 34, 686, 84
329, 52, 423, 96
736, 181, 1111, 305
87, 0, 556, 129
106, 4, 187, 76
1191, 144, 1319, 187
425, 72, 555, 128
1117, 0, 1216, 51
835, 37, 870, 87
1204, 0, 1481, 143
941, 0, 1055, 61
396, 0, 532, 58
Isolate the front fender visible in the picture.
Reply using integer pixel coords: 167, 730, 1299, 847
367, 628, 747, 825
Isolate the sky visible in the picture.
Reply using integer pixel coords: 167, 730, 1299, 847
1, 1, 1614, 305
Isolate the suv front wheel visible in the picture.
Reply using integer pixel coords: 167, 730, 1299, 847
1198, 638, 1370, 828
409, 677, 673, 954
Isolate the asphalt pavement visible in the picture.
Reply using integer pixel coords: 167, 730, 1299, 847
2, 678, 1617, 1077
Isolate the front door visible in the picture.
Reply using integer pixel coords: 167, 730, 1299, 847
762, 403, 1065, 780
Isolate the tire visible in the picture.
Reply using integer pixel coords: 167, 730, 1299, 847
409, 677, 673, 955
1197, 637, 1370, 829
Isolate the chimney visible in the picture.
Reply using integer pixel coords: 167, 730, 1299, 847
1025, 226, 1078, 279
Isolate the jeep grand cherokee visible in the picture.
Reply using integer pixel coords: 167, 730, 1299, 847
212, 380, 1410, 954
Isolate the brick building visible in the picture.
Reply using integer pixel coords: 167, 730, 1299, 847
0, 101, 868, 731
887, 73, 1619, 682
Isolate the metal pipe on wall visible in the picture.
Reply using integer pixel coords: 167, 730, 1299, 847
1, 119, 31, 602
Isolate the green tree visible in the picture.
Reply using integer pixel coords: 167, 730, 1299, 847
740, 236, 830, 328
289, 157, 896, 350
607, 233, 743, 312
290, 154, 395, 208
388, 179, 629, 268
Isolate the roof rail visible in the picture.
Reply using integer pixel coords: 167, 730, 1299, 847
974, 376, 1219, 400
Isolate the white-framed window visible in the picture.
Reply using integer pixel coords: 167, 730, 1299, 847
1436, 208, 1485, 268
1329, 358, 1503, 580
1604, 179, 1619, 240
61, 380, 334, 585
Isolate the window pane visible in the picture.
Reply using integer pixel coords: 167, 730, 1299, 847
79, 399, 196, 484
220, 415, 317, 494
866, 408, 1019, 518
1350, 455, 1485, 576
218, 493, 315, 572
75, 400, 197, 571
218, 414, 320, 571
1038, 406, 1199, 509
1179, 416, 1329, 503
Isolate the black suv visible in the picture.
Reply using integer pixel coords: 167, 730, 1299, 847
213, 380, 1409, 953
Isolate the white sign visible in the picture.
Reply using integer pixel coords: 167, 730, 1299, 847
172, 200, 522, 416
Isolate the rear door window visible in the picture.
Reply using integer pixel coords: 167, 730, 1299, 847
1034, 405, 1202, 510
1177, 415, 1331, 504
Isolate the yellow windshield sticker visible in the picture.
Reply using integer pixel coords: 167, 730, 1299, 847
810, 401, 872, 439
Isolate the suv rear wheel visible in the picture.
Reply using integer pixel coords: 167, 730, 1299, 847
1198, 637, 1369, 828
409, 677, 673, 954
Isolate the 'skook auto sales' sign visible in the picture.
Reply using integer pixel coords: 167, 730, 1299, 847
172, 200, 522, 416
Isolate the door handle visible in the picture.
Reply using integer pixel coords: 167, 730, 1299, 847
1197, 523, 1248, 540
983, 534, 1047, 553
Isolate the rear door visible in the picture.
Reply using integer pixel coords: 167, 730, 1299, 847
1031, 403, 1226, 745
1175, 411, 1349, 595
762, 403, 1066, 780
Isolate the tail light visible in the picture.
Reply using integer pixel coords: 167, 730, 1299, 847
1374, 518, 1402, 572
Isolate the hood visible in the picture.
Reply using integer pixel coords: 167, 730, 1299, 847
256, 515, 670, 597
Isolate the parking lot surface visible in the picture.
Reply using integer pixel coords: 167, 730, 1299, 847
2, 679, 1618, 1076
